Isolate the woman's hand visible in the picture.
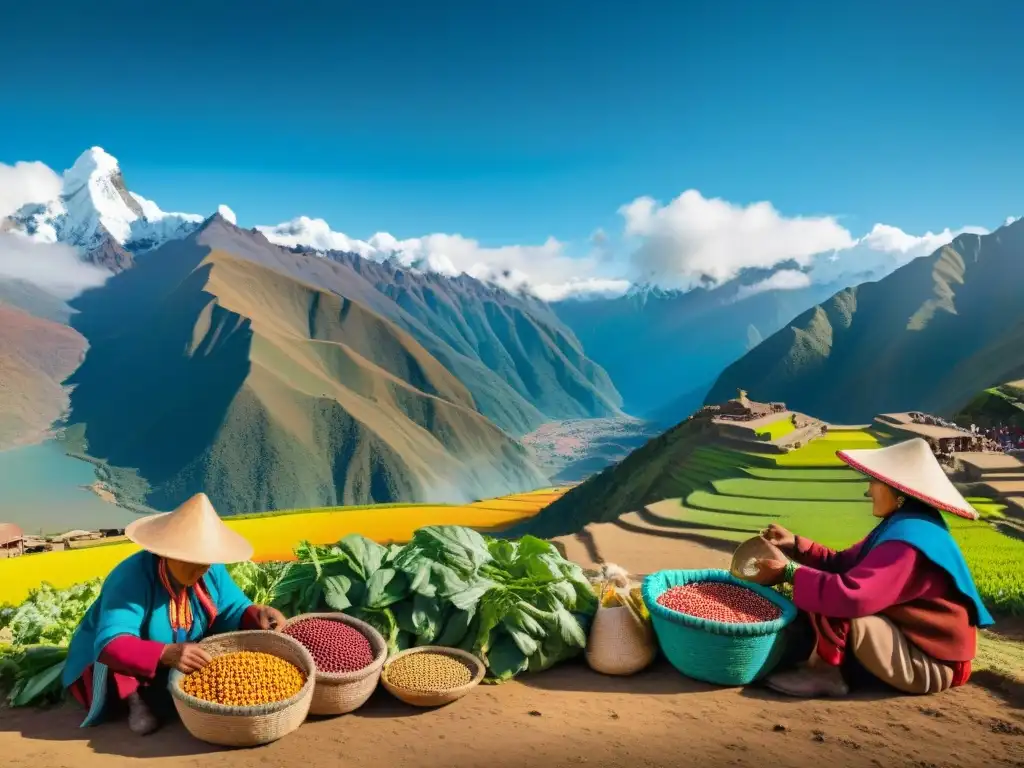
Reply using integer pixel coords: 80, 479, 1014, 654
752, 558, 789, 587
159, 643, 212, 673
253, 604, 287, 631
760, 523, 796, 554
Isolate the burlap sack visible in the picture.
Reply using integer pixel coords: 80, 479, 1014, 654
585, 590, 657, 676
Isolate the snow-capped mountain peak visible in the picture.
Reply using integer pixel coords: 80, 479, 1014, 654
4, 147, 220, 256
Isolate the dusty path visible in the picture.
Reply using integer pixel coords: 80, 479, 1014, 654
2, 522, 1022, 768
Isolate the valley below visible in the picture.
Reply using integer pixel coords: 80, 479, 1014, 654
520, 415, 658, 483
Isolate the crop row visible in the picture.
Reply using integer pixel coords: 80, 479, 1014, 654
0, 491, 564, 605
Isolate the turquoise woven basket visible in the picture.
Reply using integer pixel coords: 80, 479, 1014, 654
642, 568, 796, 686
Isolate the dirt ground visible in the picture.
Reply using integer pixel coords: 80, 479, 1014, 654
1, 521, 1021, 768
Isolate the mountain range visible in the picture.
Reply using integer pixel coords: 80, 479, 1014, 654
550, 272, 860, 425
707, 218, 1024, 423
3, 145, 1019, 517
0, 301, 85, 451
66, 216, 551, 514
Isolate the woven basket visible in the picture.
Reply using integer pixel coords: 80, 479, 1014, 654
168, 630, 315, 747
641, 569, 796, 686
282, 612, 387, 716
585, 601, 656, 676
729, 536, 785, 584
380, 646, 485, 707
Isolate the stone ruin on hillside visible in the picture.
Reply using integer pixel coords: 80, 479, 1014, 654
691, 389, 788, 423
907, 412, 1004, 460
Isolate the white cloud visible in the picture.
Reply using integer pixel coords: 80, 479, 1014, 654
258, 217, 630, 300
734, 269, 812, 301
858, 223, 988, 263
0, 234, 112, 298
1005, 216, 1019, 227
620, 190, 857, 289
0, 161, 62, 220
216, 205, 237, 224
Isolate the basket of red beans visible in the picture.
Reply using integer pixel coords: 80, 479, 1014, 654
281, 613, 387, 715
641, 569, 796, 686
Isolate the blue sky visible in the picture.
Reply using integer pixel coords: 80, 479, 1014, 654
2, 0, 1022, 294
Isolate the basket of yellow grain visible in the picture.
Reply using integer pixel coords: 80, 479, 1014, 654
281, 613, 388, 716
168, 630, 315, 747
380, 646, 485, 708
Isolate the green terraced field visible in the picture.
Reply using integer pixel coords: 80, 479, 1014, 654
687, 489, 870, 516
535, 425, 1024, 615
965, 497, 1007, 520
657, 430, 1024, 615
646, 497, 875, 547
754, 417, 796, 440
742, 467, 863, 481
712, 477, 868, 501
764, 432, 881, 467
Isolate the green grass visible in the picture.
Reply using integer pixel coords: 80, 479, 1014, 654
686, 489, 870, 517
764, 435, 880, 467
712, 477, 868, 501
742, 467, 863, 481
754, 417, 796, 440
965, 497, 1007, 521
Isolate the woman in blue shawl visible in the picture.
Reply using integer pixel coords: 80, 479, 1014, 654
751, 438, 994, 698
62, 493, 286, 735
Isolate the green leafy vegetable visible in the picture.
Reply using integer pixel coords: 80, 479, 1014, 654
269, 525, 596, 681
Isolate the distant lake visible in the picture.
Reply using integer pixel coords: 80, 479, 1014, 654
0, 440, 139, 533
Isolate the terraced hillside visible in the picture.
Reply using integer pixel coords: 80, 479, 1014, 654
65, 241, 548, 515
955, 380, 1024, 429
526, 428, 1024, 615
708, 218, 1024, 422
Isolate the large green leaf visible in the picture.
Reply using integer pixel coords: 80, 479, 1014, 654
365, 568, 410, 608
434, 606, 475, 647
486, 635, 528, 681
411, 593, 443, 642
322, 575, 352, 611
501, 617, 539, 656
447, 578, 493, 611
11, 660, 65, 707
338, 535, 386, 580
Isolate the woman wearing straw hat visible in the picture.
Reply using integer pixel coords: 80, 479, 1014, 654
750, 438, 994, 698
61, 493, 287, 735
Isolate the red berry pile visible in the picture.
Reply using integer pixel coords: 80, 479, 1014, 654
283, 618, 375, 673
656, 582, 781, 623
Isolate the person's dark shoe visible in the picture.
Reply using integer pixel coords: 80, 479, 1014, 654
126, 691, 161, 735
765, 663, 850, 698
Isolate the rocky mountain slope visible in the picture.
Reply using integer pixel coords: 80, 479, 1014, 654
319, 250, 622, 432
2, 147, 227, 270
553, 271, 855, 423
706, 218, 1024, 423
955, 380, 1024, 430
143, 219, 621, 436
66, 221, 548, 515
0, 302, 86, 450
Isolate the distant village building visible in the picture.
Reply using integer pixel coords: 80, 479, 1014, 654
0, 523, 24, 559
875, 412, 1004, 466
693, 390, 787, 423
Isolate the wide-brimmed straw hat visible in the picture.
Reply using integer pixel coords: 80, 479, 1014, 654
836, 438, 978, 520
124, 493, 254, 564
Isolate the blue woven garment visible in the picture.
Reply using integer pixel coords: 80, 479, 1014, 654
62, 551, 253, 727
860, 500, 994, 628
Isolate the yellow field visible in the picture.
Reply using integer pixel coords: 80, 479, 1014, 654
0, 489, 567, 605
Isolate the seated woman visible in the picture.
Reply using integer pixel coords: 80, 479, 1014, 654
753, 437, 994, 698
61, 493, 287, 735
